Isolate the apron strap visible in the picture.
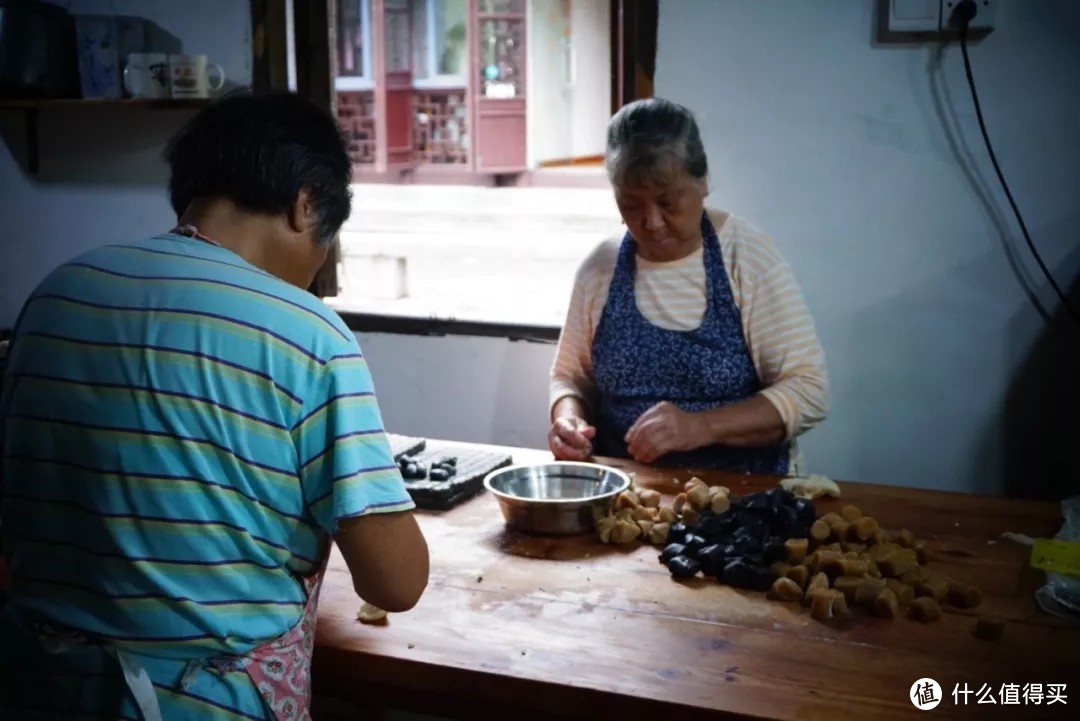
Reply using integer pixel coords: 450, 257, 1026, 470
33, 622, 163, 721
112, 647, 163, 721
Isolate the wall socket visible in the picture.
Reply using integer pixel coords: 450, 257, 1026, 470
941, 0, 998, 32
887, 0, 941, 32
878, 0, 998, 42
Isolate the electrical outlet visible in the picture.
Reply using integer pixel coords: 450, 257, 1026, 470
941, 0, 998, 32
886, 0, 941, 33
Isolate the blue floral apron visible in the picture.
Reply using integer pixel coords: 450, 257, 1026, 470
590, 212, 789, 474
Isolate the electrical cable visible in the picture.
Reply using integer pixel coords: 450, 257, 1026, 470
951, 0, 1080, 328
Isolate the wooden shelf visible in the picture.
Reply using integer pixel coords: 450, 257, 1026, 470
0, 98, 210, 174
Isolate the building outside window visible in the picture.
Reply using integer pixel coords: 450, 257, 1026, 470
337, 0, 373, 90
413, 0, 468, 88
329, 0, 627, 326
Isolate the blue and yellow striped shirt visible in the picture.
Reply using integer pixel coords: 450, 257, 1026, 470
0, 233, 414, 719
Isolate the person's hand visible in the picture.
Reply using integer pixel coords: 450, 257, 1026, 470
548, 416, 596, 461
625, 401, 710, 464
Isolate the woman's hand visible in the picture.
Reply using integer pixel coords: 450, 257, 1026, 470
548, 416, 596, 461
624, 401, 710, 464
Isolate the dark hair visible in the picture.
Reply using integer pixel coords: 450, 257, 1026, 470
606, 98, 708, 190
165, 91, 352, 244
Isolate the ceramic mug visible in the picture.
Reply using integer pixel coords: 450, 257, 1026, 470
123, 53, 170, 99
168, 54, 226, 99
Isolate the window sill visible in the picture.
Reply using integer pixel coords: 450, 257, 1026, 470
2, 316, 560, 345
412, 77, 467, 91
325, 289, 568, 341
335, 77, 375, 92
336, 310, 560, 343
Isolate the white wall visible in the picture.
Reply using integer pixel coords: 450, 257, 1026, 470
0, 1, 252, 319
568, 0, 609, 158
653, 0, 1080, 498
4, 1, 1079, 500
525, 0, 573, 167
357, 333, 554, 450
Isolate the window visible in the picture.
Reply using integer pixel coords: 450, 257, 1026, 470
386, 0, 411, 73
326, 0, 633, 331
412, 0, 467, 88
336, 0, 373, 90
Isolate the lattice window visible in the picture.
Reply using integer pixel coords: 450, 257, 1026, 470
385, 2, 411, 73
336, 91, 377, 165
337, 0, 371, 79
414, 90, 468, 164
478, 14, 524, 98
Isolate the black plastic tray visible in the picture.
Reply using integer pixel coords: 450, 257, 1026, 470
399, 442, 513, 511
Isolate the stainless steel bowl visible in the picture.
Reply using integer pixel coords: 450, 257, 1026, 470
483, 461, 631, 535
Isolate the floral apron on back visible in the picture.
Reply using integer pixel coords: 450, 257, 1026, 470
590, 212, 790, 474
242, 547, 329, 721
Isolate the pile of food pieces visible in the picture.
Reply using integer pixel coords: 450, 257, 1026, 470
596, 477, 998, 632
397, 454, 457, 481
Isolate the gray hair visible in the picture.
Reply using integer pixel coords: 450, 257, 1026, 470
605, 98, 708, 191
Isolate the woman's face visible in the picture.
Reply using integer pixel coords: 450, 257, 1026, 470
615, 174, 707, 262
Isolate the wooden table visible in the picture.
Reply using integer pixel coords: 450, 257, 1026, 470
312, 443, 1079, 720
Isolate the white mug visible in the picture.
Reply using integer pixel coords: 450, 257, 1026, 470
169, 54, 226, 99
123, 53, 169, 99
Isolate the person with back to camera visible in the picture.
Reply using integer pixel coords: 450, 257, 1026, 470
0, 91, 429, 720
548, 98, 829, 475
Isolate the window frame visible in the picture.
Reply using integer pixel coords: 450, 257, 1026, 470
336, 311, 560, 342
334, 0, 375, 91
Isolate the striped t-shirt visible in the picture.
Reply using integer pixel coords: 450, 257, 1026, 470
550, 210, 829, 473
0, 233, 414, 719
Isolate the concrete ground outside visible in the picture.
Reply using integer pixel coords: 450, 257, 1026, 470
328, 181, 622, 327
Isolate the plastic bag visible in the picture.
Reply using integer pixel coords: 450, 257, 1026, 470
1035, 495, 1080, 620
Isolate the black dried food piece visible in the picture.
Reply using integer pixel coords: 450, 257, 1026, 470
431, 462, 457, 477
741, 553, 765, 568
693, 511, 733, 540
742, 491, 770, 510
748, 564, 776, 591
683, 533, 708, 556
738, 512, 769, 537
429, 467, 450, 481
660, 543, 687, 564
766, 485, 792, 509
402, 462, 423, 479
793, 496, 816, 526
772, 505, 799, 536
722, 558, 753, 589
732, 535, 761, 556
667, 555, 701, 579
763, 537, 786, 564
436, 456, 457, 467
696, 544, 728, 577
413, 461, 427, 476
667, 523, 689, 544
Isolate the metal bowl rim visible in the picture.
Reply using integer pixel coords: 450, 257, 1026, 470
482, 461, 631, 505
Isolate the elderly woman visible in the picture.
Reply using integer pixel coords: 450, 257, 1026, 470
1, 93, 428, 720
548, 98, 828, 475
